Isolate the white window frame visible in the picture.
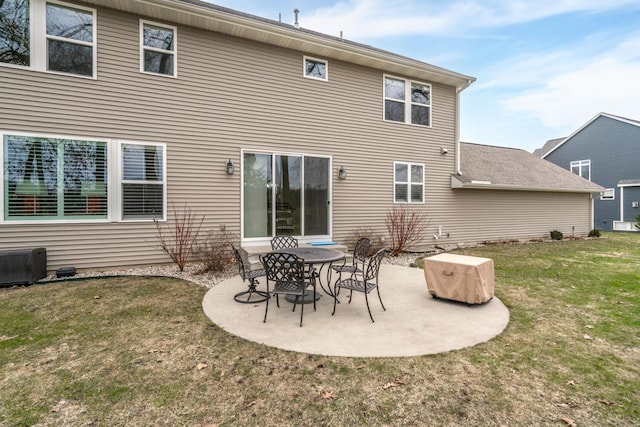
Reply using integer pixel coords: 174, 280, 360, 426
303, 55, 328, 81
600, 188, 615, 200
0, 131, 167, 223
0, 130, 111, 223
570, 159, 591, 180
118, 141, 167, 222
393, 161, 425, 204
0, 0, 97, 79
384, 75, 432, 127
140, 19, 177, 78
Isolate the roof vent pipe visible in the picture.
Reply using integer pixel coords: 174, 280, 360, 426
293, 8, 300, 28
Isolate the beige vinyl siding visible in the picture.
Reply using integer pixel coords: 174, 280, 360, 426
0, 3, 477, 271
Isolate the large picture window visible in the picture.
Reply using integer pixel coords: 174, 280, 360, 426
140, 20, 176, 77
3, 134, 107, 220
384, 75, 431, 127
121, 143, 166, 220
0, 0, 96, 78
394, 161, 424, 203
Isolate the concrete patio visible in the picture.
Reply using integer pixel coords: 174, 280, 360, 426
202, 264, 510, 357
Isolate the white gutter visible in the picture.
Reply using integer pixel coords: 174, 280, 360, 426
451, 175, 604, 193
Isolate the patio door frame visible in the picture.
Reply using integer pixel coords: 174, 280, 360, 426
240, 149, 333, 244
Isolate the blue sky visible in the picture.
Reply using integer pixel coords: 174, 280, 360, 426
209, 0, 640, 152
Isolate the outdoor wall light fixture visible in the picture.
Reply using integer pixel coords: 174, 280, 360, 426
225, 159, 234, 175
338, 166, 347, 180
440, 147, 449, 155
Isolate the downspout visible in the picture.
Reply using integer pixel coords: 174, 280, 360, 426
455, 87, 462, 175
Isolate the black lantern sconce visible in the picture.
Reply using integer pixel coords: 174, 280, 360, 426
225, 159, 234, 175
338, 166, 347, 180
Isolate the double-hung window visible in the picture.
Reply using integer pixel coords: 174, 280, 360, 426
0, 0, 96, 78
394, 162, 424, 203
121, 143, 166, 220
3, 134, 107, 220
384, 75, 431, 127
570, 160, 590, 180
140, 20, 176, 77
0, 0, 30, 66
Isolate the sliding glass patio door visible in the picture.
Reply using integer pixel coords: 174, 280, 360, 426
243, 152, 329, 239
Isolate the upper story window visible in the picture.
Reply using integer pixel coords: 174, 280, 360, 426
570, 159, 590, 180
303, 56, 327, 81
384, 75, 431, 127
0, 0, 30, 66
46, 2, 95, 77
141, 20, 176, 77
0, 0, 96, 78
394, 162, 424, 203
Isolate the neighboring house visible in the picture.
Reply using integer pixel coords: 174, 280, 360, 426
0, 0, 602, 272
536, 113, 640, 231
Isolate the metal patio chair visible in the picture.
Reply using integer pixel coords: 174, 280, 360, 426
332, 248, 387, 322
260, 251, 315, 327
270, 235, 299, 250
229, 242, 269, 304
331, 237, 371, 285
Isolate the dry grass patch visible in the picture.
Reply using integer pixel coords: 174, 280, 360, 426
1, 233, 638, 426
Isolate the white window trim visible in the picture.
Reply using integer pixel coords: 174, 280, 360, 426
117, 140, 167, 221
0, 0, 98, 79
600, 188, 615, 200
140, 19, 177, 78
303, 55, 328, 81
570, 159, 591, 180
0, 130, 111, 223
393, 161, 425, 204
0, 131, 167, 223
383, 74, 432, 128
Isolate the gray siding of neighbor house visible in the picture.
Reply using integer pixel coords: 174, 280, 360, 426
0, 3, 461, 271
543, 116, 640, 230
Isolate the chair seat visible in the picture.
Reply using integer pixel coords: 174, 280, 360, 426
336, 278, 377, 294
273, 280, 310, 295
331, 264, 359, 273
243, 268, 266, 280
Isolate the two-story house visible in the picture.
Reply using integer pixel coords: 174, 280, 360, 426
536, 113, 640, 231
1, 0, 603, 272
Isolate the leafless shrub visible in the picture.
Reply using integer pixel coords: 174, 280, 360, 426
154, 203, 204, 271
195, 228, 238, 273
346, 227, 385, 256
385, 207, 428, 257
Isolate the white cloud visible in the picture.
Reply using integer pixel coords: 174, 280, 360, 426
301, 0, 640, 39
502, 33, 640, 130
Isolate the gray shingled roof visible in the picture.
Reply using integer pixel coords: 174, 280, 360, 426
453, 142, 604, 193
532, 137, 565, 157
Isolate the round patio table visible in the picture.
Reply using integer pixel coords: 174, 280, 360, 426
272, 247, 346, 304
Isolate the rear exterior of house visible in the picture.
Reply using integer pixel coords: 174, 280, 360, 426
539, 113, 640, 232
1, 0, 602, 273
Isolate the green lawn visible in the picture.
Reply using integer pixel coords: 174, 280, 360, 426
1, 232, 638, 426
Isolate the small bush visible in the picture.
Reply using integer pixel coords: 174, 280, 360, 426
346, 227, 385, 256
154, 203, 204, 271
588, 229, 601, 238
385, 207, 429, 256
636, 214, 640, 231
550, 230, 564, 241
195, 229, 238, 273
